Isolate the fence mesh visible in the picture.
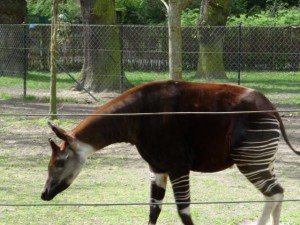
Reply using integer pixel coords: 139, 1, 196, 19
0, 24, 299, 103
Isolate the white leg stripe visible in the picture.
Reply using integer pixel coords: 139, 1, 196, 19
172, 183, 190, 189
174, 192, 190, 201
179, 206, 191, 216
171, 175, 189, 183
172, 177, 189, 187
150, 198, 163, 209
150, 172, 167, 189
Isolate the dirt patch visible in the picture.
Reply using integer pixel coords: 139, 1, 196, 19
0, 98, 98, 115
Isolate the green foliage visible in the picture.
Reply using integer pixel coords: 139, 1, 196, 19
27, 0, 52, 18
27, 0, 81, 23
180, 2, 300, 27
230, 0, 299, 17
230, 0, 248, 16
26, 0, 300, 25
228, 8, 300, 26
181, 8, 199, 26
116, 0, 166, 24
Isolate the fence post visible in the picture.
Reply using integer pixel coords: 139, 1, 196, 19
272, 24, 276, 71
117, 11, 125, 93
237, 23, 242, 85
23, 24, 29, 98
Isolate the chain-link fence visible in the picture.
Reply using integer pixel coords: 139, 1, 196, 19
0, 24, 299, 103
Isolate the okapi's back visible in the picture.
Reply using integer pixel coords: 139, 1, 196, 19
135, 80, 260, 113
91, 80, 273, 114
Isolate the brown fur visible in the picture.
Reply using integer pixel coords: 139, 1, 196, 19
70, 80, 298, 173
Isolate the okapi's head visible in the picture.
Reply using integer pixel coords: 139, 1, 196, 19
41, 122, 94, 201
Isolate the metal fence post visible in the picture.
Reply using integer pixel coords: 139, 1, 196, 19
272, 24, 276, 71
117, 11, 125, 93
23, 24, 29, 98
119, 23, 125, 93
237, 23, 242, 85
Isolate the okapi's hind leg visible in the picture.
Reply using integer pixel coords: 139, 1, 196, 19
236, 163, 284, 225
169, 171, 194, 225
148, 170, 168, 225
232, 117, 284, 225
236, 157, 284, 225
259, 193, 283, 225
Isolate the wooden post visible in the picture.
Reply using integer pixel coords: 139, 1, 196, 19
49, 0, 59, 120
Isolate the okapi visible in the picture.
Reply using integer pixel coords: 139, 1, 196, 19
41, 80, 300, 225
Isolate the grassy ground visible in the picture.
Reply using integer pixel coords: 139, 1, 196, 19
0, 111, 300, 225
0, 115, 300, 224
0, 71, 300, 224
0, 70, 300, 107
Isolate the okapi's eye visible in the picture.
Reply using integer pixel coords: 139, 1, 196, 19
55, 159, 65, 168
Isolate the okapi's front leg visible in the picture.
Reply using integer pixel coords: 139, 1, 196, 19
169, 171, 194, 225
148, 170, 168, 225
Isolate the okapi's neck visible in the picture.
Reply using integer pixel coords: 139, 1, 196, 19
72, 94, 140, 150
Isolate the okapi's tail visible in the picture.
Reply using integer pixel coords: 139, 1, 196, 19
275, 113, 300, 156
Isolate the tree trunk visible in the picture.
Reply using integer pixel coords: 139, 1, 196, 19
196, 0, 230, 79
0, 0, 27, 24
0, 0, 27, 76
77, 0, 131, 92
161, 0, 188, 80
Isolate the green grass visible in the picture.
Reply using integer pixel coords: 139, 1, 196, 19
125, 70, 300, 92
1, 70, 300, 106
0, 93, 13, 100
0, 71, 79, 90
0, 99, 300, 224
0, 94, 80, 104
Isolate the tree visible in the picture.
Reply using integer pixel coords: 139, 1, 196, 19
76, 0, 131, 92
161, 0, 189, 80
0, 0, 27, 23
0, 0, 27, 76
27, 0, 81, 23
196, 0, 230, 79
119, 0, 166, 24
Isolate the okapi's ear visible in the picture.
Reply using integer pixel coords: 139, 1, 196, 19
48, 138, 60, 153
48, 121, 77, 150
48, 121, 70, 142
48, 138, 70, 159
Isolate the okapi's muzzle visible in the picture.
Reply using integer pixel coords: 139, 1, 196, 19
41, 179, 70, 201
